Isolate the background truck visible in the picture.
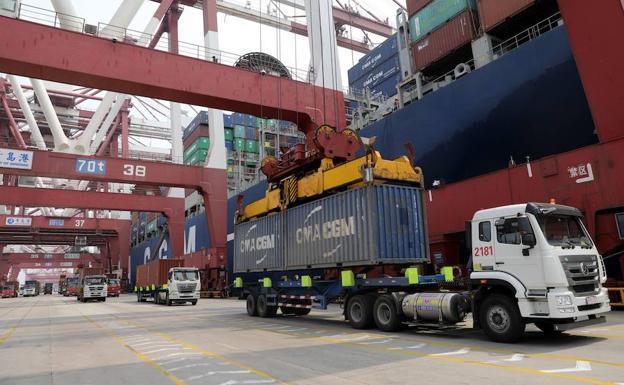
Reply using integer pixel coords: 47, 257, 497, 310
22, 280, 40, 297
64, 276, 78, 296
76, 267, 107, 302
234, 182, 611, 343
58, 274, 67, 295
136, 259, 200, 305
107, 278, 121, 297
1, 281, 18, 298
43, 283, 53, 295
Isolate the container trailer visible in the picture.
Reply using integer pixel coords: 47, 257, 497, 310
135, 259, 200, 305
234, 183, 611, 343
76, 267, 107, 302
22, 280, 40, 297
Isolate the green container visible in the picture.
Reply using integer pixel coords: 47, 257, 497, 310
409, 0, 476, 43
224, 128, 234, 141
245, 139, 259, 153
234, 124, 246, 138
184, 137, 210, 159
184, 150, 208, 165
256, 118, 266, 129
234, 137, 245, 151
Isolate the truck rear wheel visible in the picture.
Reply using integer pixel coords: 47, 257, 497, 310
257, 294, 277, 317
373, 295, 401, 332
480, 294, 525, 343
347, 294, 375, 329
246, 294, 258, 317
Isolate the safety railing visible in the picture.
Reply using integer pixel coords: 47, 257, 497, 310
16, 3, 311, 82
491, 12, 562, 59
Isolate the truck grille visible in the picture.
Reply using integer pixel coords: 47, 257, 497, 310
178, 283, 197, 293
559, 255, 599, 295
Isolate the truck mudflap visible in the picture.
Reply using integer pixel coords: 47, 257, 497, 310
553, 315, 607, 332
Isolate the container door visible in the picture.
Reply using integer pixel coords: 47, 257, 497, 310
493, 217, 543, 289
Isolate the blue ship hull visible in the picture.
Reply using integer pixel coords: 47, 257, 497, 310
130, 26, 596, 284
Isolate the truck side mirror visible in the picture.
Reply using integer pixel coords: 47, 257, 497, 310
521, 233, 536, 247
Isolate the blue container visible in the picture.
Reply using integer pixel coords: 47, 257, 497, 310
368, 73, 401, 99
185, 111, 209, 138
225, 140, 234, 151
348, 33, 398, 82
223, 114, 233, 128
349, 55, 400, 91
245, 126, 256, 139
233, 184, 428, 272
232, 113, 245, 126
246, 115, 257, 128
157, 215, 166, 228
139, 212, 147, 221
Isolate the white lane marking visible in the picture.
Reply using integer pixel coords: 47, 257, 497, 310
159, 357, 203, 365
132, 344, 180, 349
337, 334, 371, 341
144, 347, 191, 354
162, 352, 203, 358
215, 342, 241, 351
359, 339, 393, 345
579, 328, 611, 333
186, 370, 252, 382
278, 328, 307, 332
169, 363, 215, 372
541, 361, 592, 373
430, 347, 471, 356
130, 340, 161, 346
217, 380, 275, 385
406, 343, 426, 349
504, 354, 527, 362
313, 330, 326, 334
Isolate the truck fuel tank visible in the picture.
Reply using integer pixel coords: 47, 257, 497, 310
401, 292, 470, 324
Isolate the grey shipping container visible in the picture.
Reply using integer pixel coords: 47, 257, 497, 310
233, 184, 428, 273
234, 213, 284, 272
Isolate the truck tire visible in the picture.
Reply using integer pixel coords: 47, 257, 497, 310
535, 322, 563, 336
246, 294, 258, 317
479, 294, 525, 343
166, 294, 172, 306
191, 300, 198, 306
102, 298, 106, 302
373, 295, 401, 332
347, 294, 375, 329
256, 294, 277, 317
293, 308, 311, 316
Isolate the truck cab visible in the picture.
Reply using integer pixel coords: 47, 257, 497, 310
43, 283, 53, 295
469, 202, 610, 342
78, 275, 108, 302
159, 267, 200, 305
23, 280, 39, 297
65, 277, 78, 296
107, 278, 121, 297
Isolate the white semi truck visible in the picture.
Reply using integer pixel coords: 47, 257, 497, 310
235, 195, 611, 342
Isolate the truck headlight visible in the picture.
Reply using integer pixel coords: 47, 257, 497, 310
559, 307, 575, 313
556, 295, 573, 306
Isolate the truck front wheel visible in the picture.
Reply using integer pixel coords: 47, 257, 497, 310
347, 294, 375, 329
373, 295, 401, 332
480, 294, 525, 343
246, 294, 258, 317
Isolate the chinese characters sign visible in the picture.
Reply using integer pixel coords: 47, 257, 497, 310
567, 162, 594, 184
5, 217, 32, 226
0, 148, 33, 170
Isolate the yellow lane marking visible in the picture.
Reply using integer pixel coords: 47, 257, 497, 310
259, 328, 619, 385
83, 315, 185, 385
0, 297, 37, 347
122, 319, 289, 385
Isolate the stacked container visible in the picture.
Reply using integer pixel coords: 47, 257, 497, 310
477, 0, 536, 31
407, 0, 432, 16
409, 0, 479, 71
347, 33, 400, 99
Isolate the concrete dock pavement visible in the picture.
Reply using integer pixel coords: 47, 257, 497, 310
0, 295, 623, 385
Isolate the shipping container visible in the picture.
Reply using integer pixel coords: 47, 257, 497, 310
223, 114, 233, 128
184, 111, 209, 138
185, 150, 208, 165
147, 219, 157, 234
136, 259, 184, 288
409, 0, 476, 43
477, 0, 535, 32
139, 212, 147, 221
245, 139, 259, 153
224, 128, 234, 141
234, 137, 245, 151
234, 125, 246, 138
184, 137, 210, 159
233, 184, 428, 273
347, 33, 398, 82
234, 214, 283, 272
183, 125, 209, 146
245, 126, 256, 139
353, 73, 401, 101
411, 11, 478, 71
225, 141, 234, 152
349, 55, 400, 91
407, 0, 432, 17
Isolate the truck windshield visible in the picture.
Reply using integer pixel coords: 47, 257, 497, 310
536, 214, 593, 248
67, 278, 78, 287
108, 279, 120, 285
173, 270, 198, 281
85, 277, 106, 285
